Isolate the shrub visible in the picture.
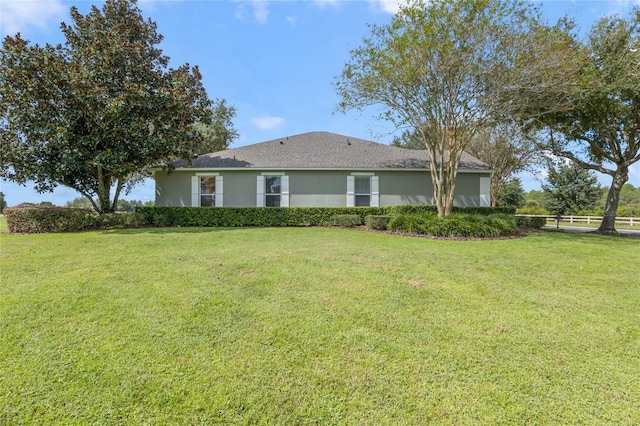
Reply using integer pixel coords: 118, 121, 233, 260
330, 215, 362, 227
4, 206, 143, 233
515, 215, 547, 230
618, 205, 640, 218
365, 215, 392, 230
389, 213, 516, 238
516, 207, 549, 216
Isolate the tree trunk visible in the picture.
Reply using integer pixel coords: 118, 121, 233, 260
490, 175, 500, 208
597, 166, 628, 234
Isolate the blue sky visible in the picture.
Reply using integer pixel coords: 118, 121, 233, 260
1, 0, 639, 206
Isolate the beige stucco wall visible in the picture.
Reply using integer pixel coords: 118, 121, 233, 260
154, 169, 490, 207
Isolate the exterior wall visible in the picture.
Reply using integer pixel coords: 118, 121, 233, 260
454, 173, 486, 207
154, 171, 192, 206
155, 169, 491, 208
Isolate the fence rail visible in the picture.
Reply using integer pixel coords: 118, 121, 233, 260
516, 214, 639, 227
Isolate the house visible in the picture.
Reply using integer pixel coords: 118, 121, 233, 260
152, 131, 492, 208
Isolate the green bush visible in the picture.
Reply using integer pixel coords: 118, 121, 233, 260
388, 213, 516, 238
516, 207, 549, 216
330, 215, 362, 227
365, 215, 392, 230
618, 205, 640, 218
515, 215, 547, 230
136, 206, 388, 228
4, 207, 143, 233
386, 205, 515, 216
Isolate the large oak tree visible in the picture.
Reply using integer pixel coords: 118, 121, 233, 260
335, 0, 548, 216
512, 9, 640, 233
0, 0, 236, 213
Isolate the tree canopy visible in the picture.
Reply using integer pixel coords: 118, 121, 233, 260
0, 0, 236, 213
542, 162, 601, 215
510, 8, 640, 232
335, 0, 548, 216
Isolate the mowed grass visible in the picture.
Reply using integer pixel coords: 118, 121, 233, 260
1, 227, 639, 424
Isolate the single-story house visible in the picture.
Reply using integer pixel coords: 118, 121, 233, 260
152, 131, 492, 208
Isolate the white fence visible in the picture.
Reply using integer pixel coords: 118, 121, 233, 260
517, 214, 639, 227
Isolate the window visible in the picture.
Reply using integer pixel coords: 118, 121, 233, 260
347, 174, 379, 207
265, 175, 281, 207
354, 176, 371, 207
191, 174, 222, 207
257, 174, 289, 207
200, 177, 216, 207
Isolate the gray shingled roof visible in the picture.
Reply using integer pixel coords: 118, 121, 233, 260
173, 131, 491, 170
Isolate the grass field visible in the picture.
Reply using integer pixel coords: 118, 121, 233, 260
1, 226, 639, 424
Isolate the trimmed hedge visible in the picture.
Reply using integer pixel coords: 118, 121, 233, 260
330, 215, 363, 227
4, 207, 144, 233
386, 205, 516, 216
136, 206, 387, 228
388, 213, 517, 238
515, 215, 547, 230
365, 215, 392, 230
136, 205, 513, 228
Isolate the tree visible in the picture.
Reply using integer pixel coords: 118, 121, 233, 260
0, 192, 6, 213
390, 130, 425, 150
465, 123, 541, 207
496, 178, 526, 209
620, 184, 640, 206
0, 0, 236, 214
335, 0, 549, 216
66, 197, 94, 209
510, 9, 640, 233
542, 162, 601, 215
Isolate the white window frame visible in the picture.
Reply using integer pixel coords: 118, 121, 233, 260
257, 173, 289, 207
191, 173, 223, 207
347, 173, 379, 207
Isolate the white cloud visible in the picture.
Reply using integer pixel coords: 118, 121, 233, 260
235, 1, 269, 24
286, 16, 297, 26
0, 0, 66, 36
369, 0, 411, 14
313, 0, 340, 9
251, 115, 285, 130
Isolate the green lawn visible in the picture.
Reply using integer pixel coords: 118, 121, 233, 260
1, 227, 639, 424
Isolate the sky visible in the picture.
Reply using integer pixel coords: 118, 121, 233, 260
1, 0, 639, 206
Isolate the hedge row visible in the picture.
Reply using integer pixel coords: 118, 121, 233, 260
135, 206, 388, 227
515, 216, 547, 230
388, 214, 517, 238
3, 207, 144, 233
4, 205, 519, 234
135, 205, 514, 228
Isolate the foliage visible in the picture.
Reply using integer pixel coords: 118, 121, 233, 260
385, 204, 516, 216
466, 123, 541, 206
497, 178, 526, 209
365, 215, 392, 230
335, 0, 546, 216
620, 184, 640, 205
137, 206, 388, 228
193, 100, 238, 155
4, 206, 143, 233
390, 130, 425, 150
330, 214, 362, 227
0, 0, 235, 214
542, 162, 601, 215
515, 215, 547, 229
66, 197, 94, 209
388, 213, 516, 238
510, 8, 640, 232
137, 206, 516, 229
0, 192, 6, 213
